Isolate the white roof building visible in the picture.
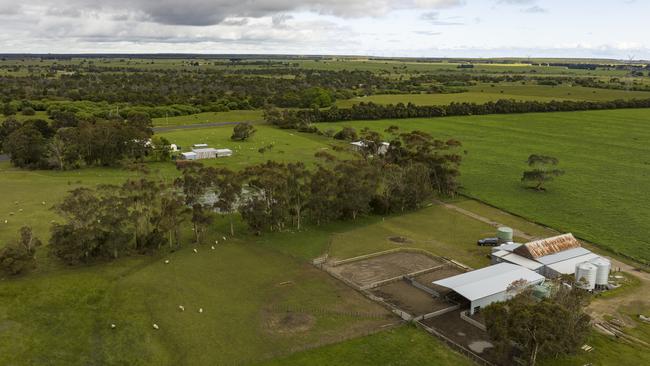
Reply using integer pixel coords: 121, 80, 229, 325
181, 152, 197, 160
434, 263, 545, 314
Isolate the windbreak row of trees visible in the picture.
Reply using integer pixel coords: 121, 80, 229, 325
265, 98, 650, 127
0, 112, 169, 169
46, 129, 463, 265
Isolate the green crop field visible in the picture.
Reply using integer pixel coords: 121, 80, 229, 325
316, 108, 650, 264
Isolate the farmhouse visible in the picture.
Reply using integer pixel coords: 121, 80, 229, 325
433, 263, 545, 315
491, 233, 603, 278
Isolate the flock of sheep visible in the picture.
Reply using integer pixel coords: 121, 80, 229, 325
114, 236, 229, 331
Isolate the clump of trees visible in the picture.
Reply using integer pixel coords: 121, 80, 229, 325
521, 154, 564, 191
49, 176, 190, 264
1, 112, 169, 170
0, 226, 42, 275
231, 122, 257, 141
484, 282, 591, 366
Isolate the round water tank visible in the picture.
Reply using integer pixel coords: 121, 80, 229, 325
590, 257, 611, 286
575, 262, 597, 290
497, 227, 514, 243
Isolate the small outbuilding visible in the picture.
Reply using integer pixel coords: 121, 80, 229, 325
433, 263, 545, 315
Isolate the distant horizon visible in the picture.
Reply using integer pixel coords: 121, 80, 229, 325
0, 53, 647, 63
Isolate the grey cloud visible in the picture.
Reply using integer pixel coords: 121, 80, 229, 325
10, 0, 464, 26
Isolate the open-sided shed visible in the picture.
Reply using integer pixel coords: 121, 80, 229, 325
433, 263, 545, 315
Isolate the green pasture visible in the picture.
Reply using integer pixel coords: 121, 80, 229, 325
0, 229, 393, 365
255, 326, 472, 366
468, 83, 650, 101
152, 110, 263, 127
157, 124, 351, 169
317, 108, 650, 264
336, 84, 650, 108
335, 92, 567, 108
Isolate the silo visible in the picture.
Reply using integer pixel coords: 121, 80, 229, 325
575, 262, 597, 290
590, 257, 611, 288
497, 227, 514, 243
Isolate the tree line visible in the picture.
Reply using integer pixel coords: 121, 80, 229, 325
265, 98, 650, 127
0, 112, 170, 169
36, 128, 462, 266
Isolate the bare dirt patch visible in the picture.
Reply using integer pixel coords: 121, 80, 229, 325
388, 236, 413, 244
263, 311, 316, 335
372, 280, 453, 316
328, 252, 443, 288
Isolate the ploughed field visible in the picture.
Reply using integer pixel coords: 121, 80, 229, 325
317, 108, 650, 264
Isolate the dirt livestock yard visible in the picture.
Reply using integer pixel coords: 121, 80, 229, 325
422, 309, 498, 364
326, 251, 445, 289
371, 281, 451, 316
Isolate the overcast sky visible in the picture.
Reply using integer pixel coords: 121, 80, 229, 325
0, 0, 648, 59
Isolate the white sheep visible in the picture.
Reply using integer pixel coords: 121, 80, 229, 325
215, 240, 219, 244
152, 324, 159, 330
111, 323, 116, 329
193, 248, 198, 253
178, 305, 185, 312
42, 201, 46, 205
3, 220, 7, 224
198, 308, 203, 313
211, 246, 215, 250
164, 259, 170, 264
222, 236, 226, 241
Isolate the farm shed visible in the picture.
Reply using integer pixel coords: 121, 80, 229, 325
192, 148, 219, 159
181, 152, 197, 160
491, 234, 606, 277
433, 263, 545, 315
215, 148, 233, 157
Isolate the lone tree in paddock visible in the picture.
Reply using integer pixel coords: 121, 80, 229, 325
521, 154, 564, 191
231, 122, 256, 141
0, 226, 42, 275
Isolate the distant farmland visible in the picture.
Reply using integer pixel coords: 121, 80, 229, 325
336, 84, 650, 108
317, 108, 650, 264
